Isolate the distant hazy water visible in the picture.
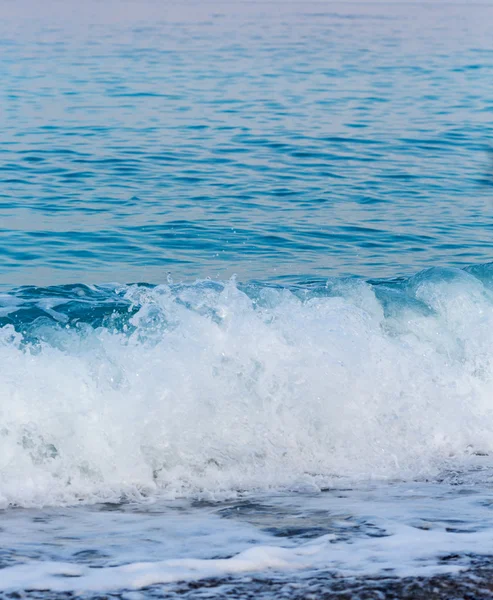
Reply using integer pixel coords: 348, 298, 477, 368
1, 1, 493, 288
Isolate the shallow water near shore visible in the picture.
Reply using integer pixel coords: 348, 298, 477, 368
3, 476, 493, 595
2, 0, 493, 596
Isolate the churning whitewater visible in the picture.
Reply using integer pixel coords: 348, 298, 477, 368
2, 265, 493, 509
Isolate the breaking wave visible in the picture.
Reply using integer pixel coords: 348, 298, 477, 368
2, 264, 493, 507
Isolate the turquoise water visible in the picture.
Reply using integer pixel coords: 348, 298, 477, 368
3, 1, 493, 597
1, 1, 493, 289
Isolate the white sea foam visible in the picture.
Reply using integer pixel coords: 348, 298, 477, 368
2, 483, 493, 592
2, 273, 493, 508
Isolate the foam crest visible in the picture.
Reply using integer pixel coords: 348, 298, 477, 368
2, 269, 493, 507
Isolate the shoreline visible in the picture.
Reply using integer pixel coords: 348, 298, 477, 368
7, 563, 493, 600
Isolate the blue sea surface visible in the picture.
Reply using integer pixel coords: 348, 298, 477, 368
2, 1, 493, 598
1, 1, 492, 288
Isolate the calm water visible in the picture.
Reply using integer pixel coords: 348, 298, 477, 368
2, 1, 493, 597
1, 1, 493, 288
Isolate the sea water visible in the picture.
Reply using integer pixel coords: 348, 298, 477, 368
1, 0, 493, 596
